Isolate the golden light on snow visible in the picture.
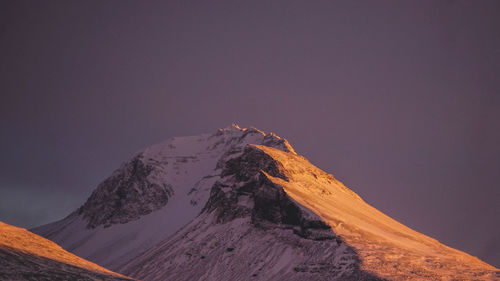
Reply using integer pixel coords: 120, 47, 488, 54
255, 145, 498, 280
0, 221, 129, 278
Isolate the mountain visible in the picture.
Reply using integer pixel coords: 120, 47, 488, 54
0, 221, 134, 281
33, 125, 499, 280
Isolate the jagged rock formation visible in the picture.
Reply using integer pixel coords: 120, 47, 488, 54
33, 125, 499, 280
0, 221, 134, 281
79, 153, 174, 229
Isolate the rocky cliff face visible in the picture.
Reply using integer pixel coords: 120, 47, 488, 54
78, 153, 174, 229
206, 145, 335, 241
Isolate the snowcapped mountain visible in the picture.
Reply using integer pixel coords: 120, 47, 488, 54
33, 125, 499, 280
32, 125, 294, 270
0, 221, 133, 281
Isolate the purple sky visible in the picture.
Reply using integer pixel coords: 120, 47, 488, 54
1, 1, 499, 267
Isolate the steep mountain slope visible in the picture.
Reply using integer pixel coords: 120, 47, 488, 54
118, 145, 384, 281
119, 144, 498, 281
33, 125, 499, 280
0, 221, 133, 281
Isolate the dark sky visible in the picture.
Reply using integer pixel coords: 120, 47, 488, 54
1, 0, 499, 267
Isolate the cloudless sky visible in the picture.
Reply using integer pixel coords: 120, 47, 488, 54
1, 0, 499, 267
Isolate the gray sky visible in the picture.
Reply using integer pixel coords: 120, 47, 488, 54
1, 0, 499, 267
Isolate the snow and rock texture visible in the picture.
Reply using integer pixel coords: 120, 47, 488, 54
33, 125, 499, 280
119, 145, 383, 281
0, 221, 134, 281
32, 124, 295, 270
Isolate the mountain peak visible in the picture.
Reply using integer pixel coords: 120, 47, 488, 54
213, 124, 296, 154
217, 123, 245, 133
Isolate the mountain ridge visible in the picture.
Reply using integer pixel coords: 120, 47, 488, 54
32, 125, 499, 280
0, 221, 134, 281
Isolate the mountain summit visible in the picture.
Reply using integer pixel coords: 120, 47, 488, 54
33, 125, 499, 280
